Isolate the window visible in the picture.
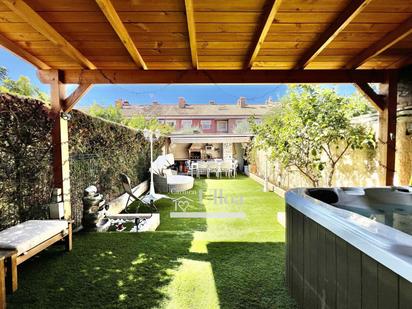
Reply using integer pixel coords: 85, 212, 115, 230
165, 120, 176, 127
200, 120, 212, 129
217, 120, 228, 132
181, 120, 192, 128
255, 118, 262, 125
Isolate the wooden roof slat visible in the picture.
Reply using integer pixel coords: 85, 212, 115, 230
37, 69, 389, 84
387, 55, 412, 68
0, 0, 411, 72
247, 0, 283, 68
295, 0, 372, 69
184, 0, 198, 69
1, 0, 96, 69
95, 0, 147, 70
345, 15, 412, 69
0, 32, 50, 69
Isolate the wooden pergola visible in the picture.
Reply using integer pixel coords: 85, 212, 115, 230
1, 0, 411, 217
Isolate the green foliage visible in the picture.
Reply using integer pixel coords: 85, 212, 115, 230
347, 90, 376, 116
251, 85, 376, 187
69, 109, 165, 226
124, 114, 172, 135
0, 66, 7, 81
88, 103, 172, 134
0, 70, 49, 102
0, 94, 163, 229
0, 93, 53, 229
88, 102, 123, 123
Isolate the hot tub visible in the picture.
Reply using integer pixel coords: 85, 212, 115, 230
167, 175, 194, 193
285, 187, 412, 309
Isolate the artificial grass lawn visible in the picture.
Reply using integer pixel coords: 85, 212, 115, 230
8, 175, 296, 309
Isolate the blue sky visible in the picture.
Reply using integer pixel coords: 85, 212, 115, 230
0, 47, 357, 107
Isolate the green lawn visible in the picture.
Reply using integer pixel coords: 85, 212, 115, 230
8, 175, 296, 309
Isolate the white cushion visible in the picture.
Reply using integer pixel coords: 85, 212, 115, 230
0, 220, 68, 255
163, 169, 173, 176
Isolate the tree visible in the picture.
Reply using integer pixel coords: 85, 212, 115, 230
124, 114, 172, 135
89, 103, 124, 123
0, 66, 7, 81
89, 103, 172, 134
251, 85, 375, 187
0, 74, 49, 102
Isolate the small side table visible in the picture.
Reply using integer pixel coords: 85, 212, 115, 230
0, 250, 17, 309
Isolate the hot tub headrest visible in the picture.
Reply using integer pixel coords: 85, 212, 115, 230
306, 188, 339, 204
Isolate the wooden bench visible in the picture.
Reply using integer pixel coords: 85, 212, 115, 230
0, 220, 72, 309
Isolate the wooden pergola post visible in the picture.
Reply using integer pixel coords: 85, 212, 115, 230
379, 72, 398, 186
49, 70, 71, 219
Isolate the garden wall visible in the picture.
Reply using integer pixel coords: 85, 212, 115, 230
0, 93, 162, 230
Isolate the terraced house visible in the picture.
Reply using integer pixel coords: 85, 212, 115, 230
116, 96, 276, 171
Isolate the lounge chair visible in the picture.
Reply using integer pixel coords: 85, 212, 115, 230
0, 220, 72, 308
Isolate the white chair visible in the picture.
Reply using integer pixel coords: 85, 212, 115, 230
190, 162, 198, 177
232, 160, 238, 178
198, 161, 208, 177
208, 161, 221, 178
220, 160, 233, 177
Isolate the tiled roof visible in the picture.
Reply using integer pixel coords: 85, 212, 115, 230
120, 103, 277, 118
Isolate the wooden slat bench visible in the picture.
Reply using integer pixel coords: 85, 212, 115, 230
0, 220, 72, 309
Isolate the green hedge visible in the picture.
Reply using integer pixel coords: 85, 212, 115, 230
68, 110, 164, 226
0, 93, 162, 229
0, 93, 53, 230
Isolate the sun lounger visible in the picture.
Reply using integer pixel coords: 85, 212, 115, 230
0, 220, 72, 309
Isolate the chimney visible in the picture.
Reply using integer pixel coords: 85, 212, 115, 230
115, 98, 123, 109
209, 100, 216, 105
178, 97, 186, 108
237, 97, 247, 108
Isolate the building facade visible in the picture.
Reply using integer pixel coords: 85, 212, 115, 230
116, 97, 276, 171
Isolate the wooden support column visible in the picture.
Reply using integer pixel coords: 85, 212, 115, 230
379, 72, 398, 186
50, 70, 71, 219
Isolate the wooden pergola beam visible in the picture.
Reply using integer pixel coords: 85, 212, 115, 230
296, 0, 372, 69
49, 70, 71, 219
379, 72, 398, 186
0, 33, 50, 70
354, 82, 386, 111
2, 0, 96, 69
37, 69, 389, 85
248, 0, 283, 68
184, 0, 198, 69
345, 16, 412, 69
63, 83, 93, 112
95, 0, 147, 70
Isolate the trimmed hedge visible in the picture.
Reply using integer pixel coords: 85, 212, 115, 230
0, 93, 53, 230
0, 93, 162, 229
68, 110, 163, 225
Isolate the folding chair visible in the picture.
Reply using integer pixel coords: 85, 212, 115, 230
119, 173, 158, 213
